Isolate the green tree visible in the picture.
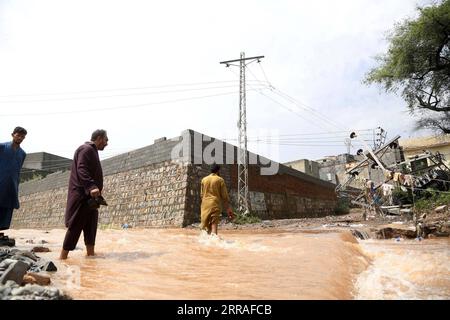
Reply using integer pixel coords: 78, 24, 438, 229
365, 0, 450, 133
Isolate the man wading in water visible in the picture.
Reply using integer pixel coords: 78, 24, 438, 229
60, 130, 108, 260
200, 164, 234, 235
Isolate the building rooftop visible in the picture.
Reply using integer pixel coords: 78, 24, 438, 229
400, 134, 450, 151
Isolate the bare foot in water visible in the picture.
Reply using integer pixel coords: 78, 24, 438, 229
59, 249, 69, 260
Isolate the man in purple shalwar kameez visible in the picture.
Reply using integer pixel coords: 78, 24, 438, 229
0, 127, 27, 245
60, 129, 108, 260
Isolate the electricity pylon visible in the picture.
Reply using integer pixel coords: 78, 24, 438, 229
220, 52, 264, 215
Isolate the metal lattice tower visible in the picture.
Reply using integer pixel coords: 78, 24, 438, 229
220, 52, 264, 215
238, 52, 249, 214
374, 127, 387, 150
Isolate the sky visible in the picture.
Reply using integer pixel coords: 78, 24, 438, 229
0, 0, 433, 163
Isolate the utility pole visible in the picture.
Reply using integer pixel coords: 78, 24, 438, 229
374, 127, 387, 150
220, 52, 264, 215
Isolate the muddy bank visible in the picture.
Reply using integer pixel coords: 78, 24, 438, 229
187, 208, 450, 240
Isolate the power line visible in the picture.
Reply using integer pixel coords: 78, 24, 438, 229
247, 130, 374, 137
256, 87, 338, 132
225, 137, 372, 143
0, 80, 265, 98
0, 88, 267, 117
0, 83, 269, 104
258, 62, 272, 88
257, 62, 347, 130
271, 88, 348, 131
248, 64, 349, 132
244, 66, 341, 132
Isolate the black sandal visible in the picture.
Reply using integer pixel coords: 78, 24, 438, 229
0, 237, 15, 247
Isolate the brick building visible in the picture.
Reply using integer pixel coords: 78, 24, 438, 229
20, 152, 72, 182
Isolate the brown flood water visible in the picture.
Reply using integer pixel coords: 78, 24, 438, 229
6, 228, 450, 300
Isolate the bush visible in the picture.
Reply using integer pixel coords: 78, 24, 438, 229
392, 187, 413, 205
414, 190, 450, 212
334, 197, 350, 215
232, 212, 262, 224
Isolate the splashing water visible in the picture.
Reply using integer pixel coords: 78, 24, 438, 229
355, 238, 450, 300
197, 230, 269, 252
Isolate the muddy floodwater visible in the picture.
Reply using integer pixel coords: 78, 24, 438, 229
6, 228, 450, 300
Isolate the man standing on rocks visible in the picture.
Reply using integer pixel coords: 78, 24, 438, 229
200, 164, 234, 235
0, 127, 27, 246
60, 130, 108, 260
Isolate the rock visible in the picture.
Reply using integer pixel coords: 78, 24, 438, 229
13, 250, 38, 261
10, 256, 35, 268
31, 246, 50, 253
423, 223, 440, 238
0, 260, 28, 285
47, 287, 60, 298
0, 259, 17, 269
0, 250, 8, 262
25, 239, 34, 244
440, 222, 450, 234
376, 226, 417, 239
40, 261, 57, 272
22, 272, 51, 286
351, 229, 371, 240
434, 231, 450, 237
434, 205, 448, 213
0, 285, 12, 297
0, 237, 15, 247
0, 280, 71, 300
11, 284, 46, 296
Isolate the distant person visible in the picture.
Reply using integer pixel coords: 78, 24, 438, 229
200, 164, 234, 235
0, 127, 27, 245
364, 179, 376, 203
60, 130, 108, 260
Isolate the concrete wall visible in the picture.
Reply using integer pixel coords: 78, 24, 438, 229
20, 152, 73, 182
284, 159, 320, 178
22, 152, 72, 171
400, 135, 450, 167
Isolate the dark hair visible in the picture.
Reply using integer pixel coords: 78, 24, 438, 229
211, 164, 221, 173
12, 126, 27, 135
91, 129, 107, 141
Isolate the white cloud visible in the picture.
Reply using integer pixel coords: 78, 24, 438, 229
0, 0, 432, 162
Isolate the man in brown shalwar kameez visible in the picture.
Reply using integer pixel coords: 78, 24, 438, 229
59, 130, 108, 260
200, 164, 234, 235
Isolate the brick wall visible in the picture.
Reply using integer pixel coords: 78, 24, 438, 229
184, 163, 337, 224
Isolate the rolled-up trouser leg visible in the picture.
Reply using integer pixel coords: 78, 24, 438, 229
83, 209, 98, 246
63, 204, 89, 251
62, 223, 84, 251
0, 207, 14, 231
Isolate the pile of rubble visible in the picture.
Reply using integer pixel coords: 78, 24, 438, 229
350, 205, 450, 240
0, 247, 70, 300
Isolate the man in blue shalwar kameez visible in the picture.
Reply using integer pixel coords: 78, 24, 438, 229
0, 127, 27, 245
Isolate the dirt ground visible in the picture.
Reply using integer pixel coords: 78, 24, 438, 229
187, 207, 450, 236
